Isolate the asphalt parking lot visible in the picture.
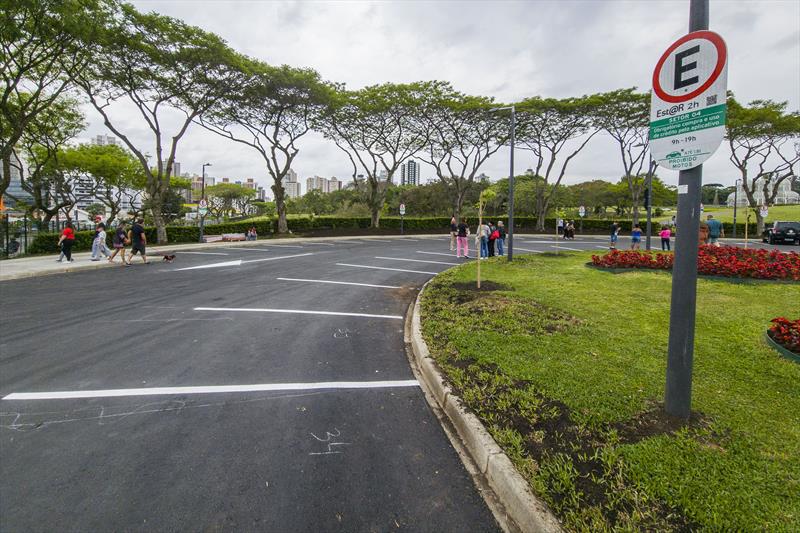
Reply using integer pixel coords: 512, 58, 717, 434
1, 233, 796, 531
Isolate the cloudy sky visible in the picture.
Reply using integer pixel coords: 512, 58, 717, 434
80, 0, 800, 194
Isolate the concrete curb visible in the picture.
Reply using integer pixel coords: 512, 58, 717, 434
409, 281, 563, 533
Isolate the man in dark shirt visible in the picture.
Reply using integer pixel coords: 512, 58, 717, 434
127, 218, 149, 265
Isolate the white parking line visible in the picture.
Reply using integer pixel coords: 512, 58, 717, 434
2, 380, 420, 401
396, 238, 420, 242
241, 252, 314, 264
416, 251, 457, 257
337, 263, 437, 275
374, 256, 458, 266
179, 251, 229, 256
334, 240, 362, 244
252, 243, 304, 248
304, 242, 336, 246
360, 239, 392, 243
195, 306, 403, 320
551, 245, 583, 251
596, 245, 610, 249
224, 247, 278, 252
276, 277, 402, 289
174, 253, 314, 271
514, 247, 543, 253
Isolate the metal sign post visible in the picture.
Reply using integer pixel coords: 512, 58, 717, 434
578, 205, 585, 235
652, 0, 727, 418
198, 198, 208, 243
399, 203, 405, 235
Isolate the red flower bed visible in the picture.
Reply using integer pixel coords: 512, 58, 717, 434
591, 246, 800, 281
768, 317, 800, 355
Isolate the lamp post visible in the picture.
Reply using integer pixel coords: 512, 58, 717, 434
490, 105, 516, 261
732, 178, 741, 239
634, 143, 655, 250
199, 162, 212, 243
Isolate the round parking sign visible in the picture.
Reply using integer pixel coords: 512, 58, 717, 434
650, 30, 728, 171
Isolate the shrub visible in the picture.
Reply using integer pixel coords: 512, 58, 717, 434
768, 317, 800, 354
591, 246, 800, 281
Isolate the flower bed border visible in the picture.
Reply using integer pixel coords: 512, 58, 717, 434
585, 263, 799, 284
765, 331, 800, 363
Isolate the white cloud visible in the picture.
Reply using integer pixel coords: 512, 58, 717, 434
79, 0, 799, 193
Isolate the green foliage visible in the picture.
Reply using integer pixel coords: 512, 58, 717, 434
421, 254, 800, 530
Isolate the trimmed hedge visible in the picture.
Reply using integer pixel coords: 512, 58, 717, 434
26, 216, 763, 254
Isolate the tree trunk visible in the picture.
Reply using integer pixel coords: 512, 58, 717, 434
535, 193, 547, 232
632, 204, 640, 226
277, 201, 288, 233
755, 211, 765, 236
453, 191, 466, 223
151, 206, 168, 244
371, 205, 381, 228
1, 153, 11, 199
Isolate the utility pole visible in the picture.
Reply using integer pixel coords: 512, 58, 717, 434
199, 162, 212, 243
490, 105, 516, 261
732, 179, 740, 239
664, 0, 710, 418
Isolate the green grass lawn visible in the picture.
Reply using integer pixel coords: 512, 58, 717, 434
421, 254, 799, 531
702, 204, 800, 224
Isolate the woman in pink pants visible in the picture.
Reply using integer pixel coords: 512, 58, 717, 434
456, 218, 470, 258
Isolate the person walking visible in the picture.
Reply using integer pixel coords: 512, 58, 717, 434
706, 214, 724, 246
487, 222, 497, 257
557, 218, 564, 236
108, 222, 128, 264
630, 224, 642, 250
91, 223, 112, 261
456, 217, 470, 258
496, 221, 506, 256
610, 222, 620, 249
660, 226, 672, 251
56, 222, 76, 263
449, 217, 457, 251
126, 218, 149, 265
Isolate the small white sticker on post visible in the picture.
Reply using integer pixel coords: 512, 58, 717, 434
677, 185, 688, 194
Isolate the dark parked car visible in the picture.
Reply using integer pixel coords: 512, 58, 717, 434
762, 221, 800, 244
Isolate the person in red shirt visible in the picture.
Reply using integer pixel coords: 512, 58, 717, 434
57, 222, 76, 263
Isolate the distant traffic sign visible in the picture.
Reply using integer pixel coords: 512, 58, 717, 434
578, 205, 586, 218
650, 30, 728, 171
198, 198, 208, 217
760, 205, 768, 218
399, 203, 406, 216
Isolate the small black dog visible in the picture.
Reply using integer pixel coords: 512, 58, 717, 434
161, 254, 176, 263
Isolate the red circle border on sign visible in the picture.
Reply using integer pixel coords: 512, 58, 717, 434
652, 30, 726, 104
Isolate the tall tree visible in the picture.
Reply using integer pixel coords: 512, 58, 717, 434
16, 95, 85, 227
593, 88, 655, 225
0, 0, 107, 198
73, 3, 248, 242
205, 182, 256, 219
727, 95, 800, 233
515, 95, 600, 230
319, 82, 430, 228
417, 82, 507, 221
201, 61, 330, 233
59, 143, 145, 224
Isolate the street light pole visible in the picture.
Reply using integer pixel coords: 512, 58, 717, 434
645, 156, 654, 251
199, 162, 212, 243
490, 105, 516, 261
732, 178, 740, 239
